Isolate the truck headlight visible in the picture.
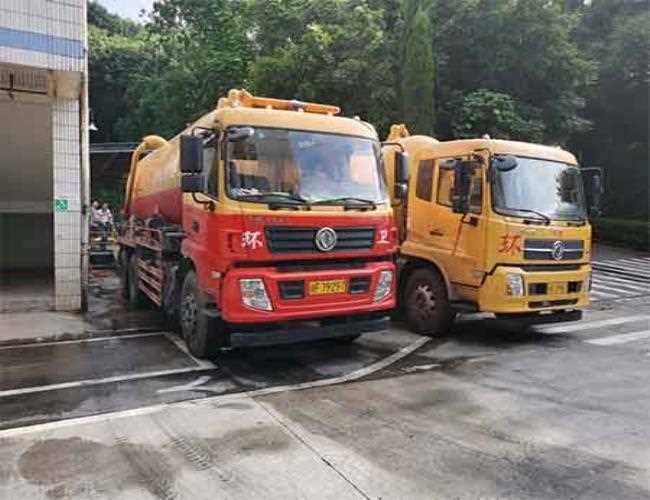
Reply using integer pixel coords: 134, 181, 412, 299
583, 272, 592, 292
374, 270, 393, 302
505, 273, 525, 297
240, 279, 273, 311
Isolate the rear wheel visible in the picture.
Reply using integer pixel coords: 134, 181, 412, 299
180, 270, 227, 359
127, 252, 147, 308
403, 268, 454, 336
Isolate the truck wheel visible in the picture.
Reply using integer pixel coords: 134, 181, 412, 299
127, 253, 147, 308
403, 268, 454, 336
180, 270, 226, 359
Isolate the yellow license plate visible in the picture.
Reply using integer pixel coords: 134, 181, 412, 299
308, 279, 347, 296
548, 282, 567, 295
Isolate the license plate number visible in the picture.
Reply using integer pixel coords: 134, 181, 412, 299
308, 279, 347, 296
549, 282, 566, 295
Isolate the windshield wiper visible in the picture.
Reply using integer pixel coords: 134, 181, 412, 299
237, 192, 311, 209
311, 197, 377, 210
502, 207, 551, 225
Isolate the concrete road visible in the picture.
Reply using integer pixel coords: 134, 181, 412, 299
1, 256, 649, 498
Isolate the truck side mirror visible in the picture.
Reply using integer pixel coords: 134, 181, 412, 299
591, 174, 602, 216
181, 173, 205, 193
493, 154, 518, 172
180, 135, 204, 174
227, 126, 255, 142
395, 151, 409, 184
394, 151, 409, 202
452, 161, 473, 214
582, 167, 604, 217
395, 183, 408, 201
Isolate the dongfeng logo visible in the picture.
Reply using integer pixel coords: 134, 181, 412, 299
552, 240, 565, 261
315, 227, 337, 252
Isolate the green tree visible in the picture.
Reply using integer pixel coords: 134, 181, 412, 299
117, 0, 251, 139
434, 0, 594, 143
400, 0, 435, 135
572, 2, 649, 219
88, 26, 148, 142
88, 1, 142, 36
452, 89, 545, 141
248, 0, 397, 135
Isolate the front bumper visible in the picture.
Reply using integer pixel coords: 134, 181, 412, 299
229, 314, 389, 347
478, 264, 591, 314
219, 260, 396, 323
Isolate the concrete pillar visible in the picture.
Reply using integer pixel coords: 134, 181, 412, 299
52, 97, 82, 311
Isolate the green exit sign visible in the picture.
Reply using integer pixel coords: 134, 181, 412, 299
54, 198, 69, 212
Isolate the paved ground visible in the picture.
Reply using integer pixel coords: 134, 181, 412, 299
0, 247, 649, 499
0, 270, 163, 345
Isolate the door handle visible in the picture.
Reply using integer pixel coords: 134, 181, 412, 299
430, 228, 445, 236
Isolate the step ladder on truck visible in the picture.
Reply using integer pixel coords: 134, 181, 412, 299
118, 90, 400, 358
382, 125, 604, 335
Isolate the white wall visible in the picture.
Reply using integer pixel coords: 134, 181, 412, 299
0, 0, 86, 72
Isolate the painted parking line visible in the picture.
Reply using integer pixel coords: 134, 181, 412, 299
536, 315, 650, 334
0, 335, 430, 438
593, 262, 650, 279
0, 331, 166, 351
0, 332, 217, 398
0, 365, 216, 398
585, 330, 650, 346
590, 289, 619, 300
591, 283, 639, 296
593, 274, 650, 289
611, 258, 650, 268
164, 332, 217, 370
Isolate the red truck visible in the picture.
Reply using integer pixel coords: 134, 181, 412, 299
118, 90, 401, 358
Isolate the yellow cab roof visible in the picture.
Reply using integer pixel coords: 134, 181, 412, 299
399, 135, 578, 166
166, 89, 378, 143
214, 106, 378, 139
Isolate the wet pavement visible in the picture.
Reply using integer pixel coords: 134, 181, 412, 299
0, 250, 649, 499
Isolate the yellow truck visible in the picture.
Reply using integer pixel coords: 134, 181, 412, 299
383, 125, 600, 335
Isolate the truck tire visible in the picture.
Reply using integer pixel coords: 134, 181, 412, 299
403, 268, 454, 336
180, 270, 226, 359
127, 253, 147, 309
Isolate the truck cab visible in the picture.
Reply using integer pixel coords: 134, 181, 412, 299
383, 126, 596, 335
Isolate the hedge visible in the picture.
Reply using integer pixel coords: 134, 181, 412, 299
592, 217, 650, 251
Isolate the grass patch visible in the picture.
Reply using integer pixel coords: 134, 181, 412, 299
592, 217, 649, 251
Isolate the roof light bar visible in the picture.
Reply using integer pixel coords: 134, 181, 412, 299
219, 89, 340, 115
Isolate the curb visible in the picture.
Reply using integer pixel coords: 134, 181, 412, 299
0, 325, 166, 349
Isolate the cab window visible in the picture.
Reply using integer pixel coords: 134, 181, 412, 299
436, 161, 482, 213
416, 159, 434, 201
204, 135, 218, 196
437, 167, 455, 207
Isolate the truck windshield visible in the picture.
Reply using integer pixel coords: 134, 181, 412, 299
492, 157, 587, 221
226, 128, 386, 206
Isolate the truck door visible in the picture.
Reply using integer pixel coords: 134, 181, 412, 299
425, 157, 487, 289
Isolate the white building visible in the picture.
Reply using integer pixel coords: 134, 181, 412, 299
0, 0, 89, 312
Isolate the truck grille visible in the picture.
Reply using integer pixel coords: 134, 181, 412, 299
524, 239, 583, 261
528, 281, 582, 295
266, 227, 375, 254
